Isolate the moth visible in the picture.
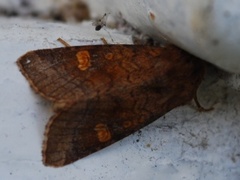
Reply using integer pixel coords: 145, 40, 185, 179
17, 44, 205, 167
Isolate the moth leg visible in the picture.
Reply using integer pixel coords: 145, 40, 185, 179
194, 95, 214, 112
57, 37, 71, 47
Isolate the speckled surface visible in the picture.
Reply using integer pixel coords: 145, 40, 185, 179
0, 17, 239, 180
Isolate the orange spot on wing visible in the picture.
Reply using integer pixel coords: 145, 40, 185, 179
76, 51, 91, 70
123, 119, 144, 129
123, 121, 132, 128
94, 123, 111, 142
105, 52, 114, 60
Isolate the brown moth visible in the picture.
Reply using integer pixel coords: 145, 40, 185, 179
17, 44, 205, 167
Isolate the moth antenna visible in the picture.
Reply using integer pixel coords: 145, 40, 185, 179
100, 37, 108, 45
57, 38, 71, 47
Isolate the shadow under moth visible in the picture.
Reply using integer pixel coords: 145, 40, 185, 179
17, 44, 205, 167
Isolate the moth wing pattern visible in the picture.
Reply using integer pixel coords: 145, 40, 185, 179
17, 45, 205, 167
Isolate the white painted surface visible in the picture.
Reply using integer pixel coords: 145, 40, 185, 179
0, 17, 239, 180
